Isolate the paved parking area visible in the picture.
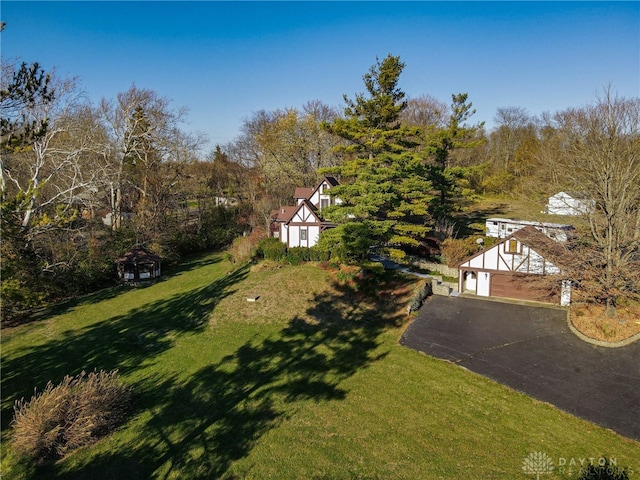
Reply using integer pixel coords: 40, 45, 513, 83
400, 295, 640, 441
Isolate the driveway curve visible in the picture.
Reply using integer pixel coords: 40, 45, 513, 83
400, 295, 640, 441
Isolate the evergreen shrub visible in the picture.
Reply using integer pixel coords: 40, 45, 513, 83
257, 237, 287, 261
286, 247, 310, 265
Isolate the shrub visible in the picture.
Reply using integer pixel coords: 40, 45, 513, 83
388, 248, 407, 263
11, 370, 131, 463
285, 247, 310, 265
309, 245, 330, 262
331, 265, 364, 291
0, 279, 45, 325
407, 281, 432, 314
257, 237, 287, 261
315, 223, 374, 264
359, 260, 385, 277
440, 237, 482, 266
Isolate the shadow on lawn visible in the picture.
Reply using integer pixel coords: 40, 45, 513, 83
1, 262, 249, 433
43, 276, 409, 479
22, 254, 225, 324
453, 202, 508, 237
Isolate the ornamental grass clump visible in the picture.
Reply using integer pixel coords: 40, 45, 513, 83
11, 369, 131, 463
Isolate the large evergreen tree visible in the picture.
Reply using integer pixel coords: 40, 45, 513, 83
321, 54, 433, 262
425, 93, 485, 219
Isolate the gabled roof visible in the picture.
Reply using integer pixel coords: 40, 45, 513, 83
272, 176, 341, 230
457, 226, 567, 269
510, 226, 566, 266
308, 175, 340, 200
285, 199, 322, 225
271, 205, 299, 223
551, 191, 590, 200
115, 247, 161, 264
485, 217, 573, 229
294, 187, 314, 200
324, 175, 339, 187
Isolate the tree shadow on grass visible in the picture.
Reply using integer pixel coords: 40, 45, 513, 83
11, 253, 226, 328
453, 203, 508, 237
1, 263, 249, 434
43, 275, 410, 479
161, 250, 226, 277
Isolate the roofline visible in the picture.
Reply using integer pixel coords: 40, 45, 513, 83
307, 175, 340, 200
485, 217, 574, 229
455, 226, 563, 269
284, 199, 322, 225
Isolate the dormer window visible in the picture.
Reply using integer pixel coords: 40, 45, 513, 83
505, 239, 521, 254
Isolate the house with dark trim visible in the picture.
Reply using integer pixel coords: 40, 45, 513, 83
271, 176, 341, 248
458, 226, 571, 306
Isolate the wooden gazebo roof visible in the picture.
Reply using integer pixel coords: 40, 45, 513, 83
115, 247, 161, 265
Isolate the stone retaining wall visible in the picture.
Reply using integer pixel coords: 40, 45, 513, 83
409, 258, 458, 279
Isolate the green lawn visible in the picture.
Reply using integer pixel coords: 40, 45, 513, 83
455, 194, 590, 237
2, 252, 639, 479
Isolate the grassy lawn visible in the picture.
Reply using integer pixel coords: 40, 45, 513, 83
2, 252, 639, 479
455, 193, 591, 237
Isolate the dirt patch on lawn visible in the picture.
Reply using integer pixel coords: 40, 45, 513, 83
570, 304, 640, 343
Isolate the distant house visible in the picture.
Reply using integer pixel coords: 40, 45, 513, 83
546, 191, 595, 216
213, 196, 237, 207
458, 226, 571, 306
485, 217, 574, 242
116, 247, 162, 282
271, 176, 341, 248
101, 211, 133, 227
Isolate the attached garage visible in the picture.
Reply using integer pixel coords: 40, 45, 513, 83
458, 226, 570, 306
490, 273, 559, 304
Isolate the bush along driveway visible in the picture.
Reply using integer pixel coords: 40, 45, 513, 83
400, 295, 640, 441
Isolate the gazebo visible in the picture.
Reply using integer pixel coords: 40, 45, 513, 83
115, 247, 162, 282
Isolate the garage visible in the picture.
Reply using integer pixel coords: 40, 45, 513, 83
458, 226, 570, 306
490, 272, 559, 303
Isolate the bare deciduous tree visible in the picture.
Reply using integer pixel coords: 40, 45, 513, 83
1, 71, 107, 231
99, 85, 202, 237
541, 89, 640, 317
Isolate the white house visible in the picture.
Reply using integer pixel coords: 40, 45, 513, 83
459, 226, 571, 306
485, 217, 574, 242
271, 176, 341, 248
546, 191, 595, 216
307, 176, 343, 210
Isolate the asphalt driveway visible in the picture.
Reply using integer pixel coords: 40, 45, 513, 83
400, 295, 640, 441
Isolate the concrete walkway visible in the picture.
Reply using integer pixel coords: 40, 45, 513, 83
369, 254, 432, 279
400, 295, 640, 441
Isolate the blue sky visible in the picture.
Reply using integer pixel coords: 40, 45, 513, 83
2, 1, 639, 148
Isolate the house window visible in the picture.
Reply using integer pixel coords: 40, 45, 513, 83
505, 239, 520, 254
300, 228, 307, 241
321, 198, 329, 209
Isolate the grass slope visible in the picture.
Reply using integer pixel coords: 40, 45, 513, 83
2, 252, 638, 479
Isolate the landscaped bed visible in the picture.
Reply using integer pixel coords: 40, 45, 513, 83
571, 304, 640, 343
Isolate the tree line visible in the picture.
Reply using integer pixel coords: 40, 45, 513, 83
1, 54, 638, 323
